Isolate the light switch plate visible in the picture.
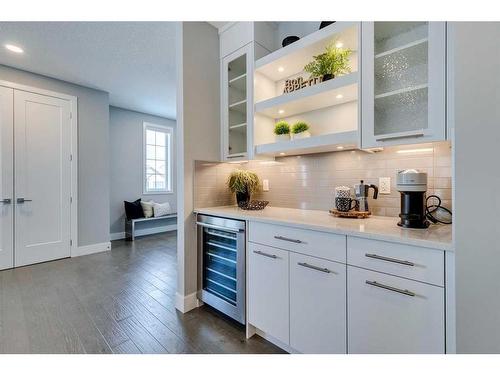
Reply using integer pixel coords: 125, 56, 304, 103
262, 179, 270, 191
379, 177, 391, 194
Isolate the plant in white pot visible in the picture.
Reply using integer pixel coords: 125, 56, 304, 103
292, 121, 311, 139
274, 121, 291, 142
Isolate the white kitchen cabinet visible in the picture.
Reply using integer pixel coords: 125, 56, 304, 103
347, 266, 445, 353
221, 44, 254, 161
248, 242, 289, 345
361, 22, 447, 148
290, 252, 346, 354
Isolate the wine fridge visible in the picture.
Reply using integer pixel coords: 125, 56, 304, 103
196, 214, 246, 324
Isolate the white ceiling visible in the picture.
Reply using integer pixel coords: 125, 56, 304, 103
0, 22, 177, 119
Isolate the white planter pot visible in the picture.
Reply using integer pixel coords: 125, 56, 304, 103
275, 134, 291, 142
292, 131, 311, 140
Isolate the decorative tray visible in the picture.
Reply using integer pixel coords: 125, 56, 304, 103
329, 209, 371, 219
240, 200, 269, 211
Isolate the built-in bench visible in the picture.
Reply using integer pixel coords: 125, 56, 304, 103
125, 213, 177, 241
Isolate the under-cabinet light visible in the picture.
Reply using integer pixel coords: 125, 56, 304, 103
396, 148, 433, 154
336, 94, 343, 99
337, 146, 344, 150
4, 43, 24, 53
279, 152, 286, 156
278, 66, 284, 72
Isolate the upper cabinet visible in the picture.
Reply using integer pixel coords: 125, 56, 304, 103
361, 22, 447, 148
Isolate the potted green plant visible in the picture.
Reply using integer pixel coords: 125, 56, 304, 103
304, 41, 352, 81
292, 121, 311, 139
274, 120, 290, 142
227, 169, 260, 208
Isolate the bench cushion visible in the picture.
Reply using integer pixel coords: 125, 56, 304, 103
124, 199, 144, 220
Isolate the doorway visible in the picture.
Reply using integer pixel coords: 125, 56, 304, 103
0, 82, 77, 269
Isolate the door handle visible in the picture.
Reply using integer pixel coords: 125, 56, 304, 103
17, 198, 33, 203
253, 250, 278, 259
1, 198, 11, 204
298, 262, 335, 274
365, 280, 416, 297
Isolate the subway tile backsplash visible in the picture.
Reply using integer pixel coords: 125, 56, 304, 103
194, 141, 452, 217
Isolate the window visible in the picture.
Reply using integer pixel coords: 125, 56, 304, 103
143, 123, 173, 194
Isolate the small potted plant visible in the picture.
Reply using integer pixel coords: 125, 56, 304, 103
274, 121, 291, 142
304, 41, 352, 81
227, 169, 260, 208
292, 121, 311, 139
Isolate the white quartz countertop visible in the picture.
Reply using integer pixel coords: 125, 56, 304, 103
194, 206, 453, 251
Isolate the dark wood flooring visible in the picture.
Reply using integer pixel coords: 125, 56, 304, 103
0, 232, 284, 354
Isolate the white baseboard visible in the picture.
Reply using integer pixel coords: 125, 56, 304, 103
110, 224, 177, 241
72, 241, 111, 257
175, 291, 201, 313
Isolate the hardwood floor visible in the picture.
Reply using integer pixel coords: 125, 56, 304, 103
0, 232, 285, 354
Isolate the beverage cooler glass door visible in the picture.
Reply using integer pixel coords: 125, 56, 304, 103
361, 22, 446, 148
197, 214, 246, 324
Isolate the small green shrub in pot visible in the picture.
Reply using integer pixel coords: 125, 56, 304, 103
227, 169, 260, 208
292, 121, 311, 139
304, 41, 352, 81
274, 120, 291, 142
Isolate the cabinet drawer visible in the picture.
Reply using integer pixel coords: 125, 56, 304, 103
347, 266, 445, 354
248, 242, 289, 345
347, 237, 444, 286
290, 253, 346, 354
249, 221, 346, 263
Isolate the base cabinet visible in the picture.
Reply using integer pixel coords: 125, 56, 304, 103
290, 253, 346, 354
248, 242, 289, 345
347, 266, 445, 354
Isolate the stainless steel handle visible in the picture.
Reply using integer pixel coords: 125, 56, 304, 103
1, 198, 11, 204
17, 198, 33, 204
365, 253, 415, 267
274, 235, 303, 244
375, 129, 425, 141
196, 221, 243, 233
366, 280, 416, 297
298, 262, 333, 274
253, 250, 277, 259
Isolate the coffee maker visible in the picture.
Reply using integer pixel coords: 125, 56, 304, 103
397, 169, 430, 228
354, 180, 378, 212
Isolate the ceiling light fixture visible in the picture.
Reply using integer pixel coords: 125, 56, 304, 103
335, 41, 344, 48
278, 66, 284, 72
278, 109, 285, 114
336, 94, 343, 99
4, 43, 24, 53
337, 146, 344, 150
279, 152, 286, 156
396, 148, 433, 154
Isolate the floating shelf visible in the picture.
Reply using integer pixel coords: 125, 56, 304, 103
255, 72, 358, 118
255, 22, 359, 81
254, 131, 358, 157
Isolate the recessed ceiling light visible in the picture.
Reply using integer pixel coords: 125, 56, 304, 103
278, 109, 285, 114
336, 94, 343, 99
278, 66, 285, 72
4, 44, 24, 53
396, 148, 433, 154
335, 41, 344, 48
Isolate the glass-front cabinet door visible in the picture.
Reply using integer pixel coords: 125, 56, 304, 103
221, 44, 253, 161
361, 22, 446, 148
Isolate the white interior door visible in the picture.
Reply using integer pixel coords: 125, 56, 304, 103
0, 86, 14, 270
14, 90, 72, 267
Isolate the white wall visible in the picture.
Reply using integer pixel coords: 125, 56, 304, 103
176, 22, 220, 312
109, 106, 176, 236
0, 64, 110, 247
454, 22, 500, 353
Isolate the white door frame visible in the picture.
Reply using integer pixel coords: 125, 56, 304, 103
0, 80, 78, 257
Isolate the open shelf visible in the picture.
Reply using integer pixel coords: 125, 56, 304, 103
254, 131, 358, 157
255, 72, 358, 118
255, 22, 358, 81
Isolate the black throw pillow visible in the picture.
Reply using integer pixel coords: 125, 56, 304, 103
124, 199, 144, 220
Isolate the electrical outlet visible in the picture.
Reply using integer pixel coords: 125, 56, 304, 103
262, 179, 270, 191
379, 177, 391, 194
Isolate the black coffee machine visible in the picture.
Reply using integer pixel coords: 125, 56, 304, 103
396, 169, 430, 229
